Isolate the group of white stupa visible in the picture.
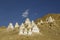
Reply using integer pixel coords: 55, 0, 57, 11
7, 18, 40, 35
38, 16, 55, 25
6, 16, 55, 35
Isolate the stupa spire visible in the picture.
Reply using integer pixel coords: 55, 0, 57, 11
15, 22, 19, 28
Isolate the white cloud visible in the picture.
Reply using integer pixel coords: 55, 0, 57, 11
22, 9, 29, 18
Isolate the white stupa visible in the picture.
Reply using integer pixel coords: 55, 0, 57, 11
25, 18, 31, 25
19, 23, 25, 35
32, 21, 39, 33
40, 20, 43, 24
15, 22, 19, 28
7, 23, 14, 31
19, 29, 24, 35
20, 23, 25, 29
46, 16, 55, 23
32, 25, 39, 33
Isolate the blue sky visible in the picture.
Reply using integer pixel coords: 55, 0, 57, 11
0, 0, 60, 26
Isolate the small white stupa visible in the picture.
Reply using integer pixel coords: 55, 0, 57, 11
40, 20, 43, 24
19, 23, 25, 35
7, 23, 14, 31
37, 22, 40, 25
46, 16, 55, 23
19, 29, 24, 35
15, 22, 19, 28
20, 23, 25, 29
25, 18, 31, 25
32, 21, 39, 33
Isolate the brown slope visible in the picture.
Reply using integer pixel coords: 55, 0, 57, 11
35, 13, 60, 24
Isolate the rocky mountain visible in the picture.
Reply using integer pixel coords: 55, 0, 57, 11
35, 14, 60, 40
0, 14, 60, 40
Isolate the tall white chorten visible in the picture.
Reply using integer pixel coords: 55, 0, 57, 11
7, 23, 14, 31
32, 21, 39, 33
46, 16, 55, 23
15, 22, 19, 28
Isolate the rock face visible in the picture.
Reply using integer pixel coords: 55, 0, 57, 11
7, 23, 14, 31
15, 22, 19, 28
19, 18, 40, 35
